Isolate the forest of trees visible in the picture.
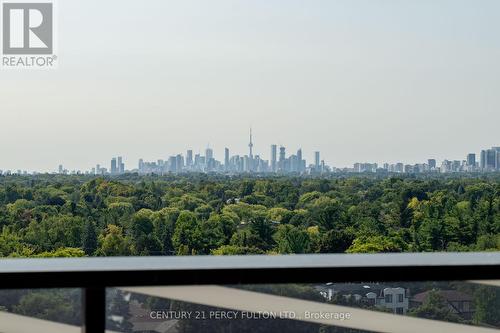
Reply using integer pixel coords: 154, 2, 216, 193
0, 173, 498, 258
1, 173, 499, 331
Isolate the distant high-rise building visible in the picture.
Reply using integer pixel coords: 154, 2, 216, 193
289, 155, 297, 173
494, 147, 500, 170
486, 149, 497, 170
440, 160, 451, 173
58, 165, 63, 174
243, 155, 250, 172
176, 154, 184, 172
138, 159, 144, 172
480, 150, 487, 169
297, 149, 303, 172
271, 145, 277, 173
231, 155, 242, 172
186, 150, 193, 167
194, 154, 201, 168
205, 147, 214, 172
205, 148, 213, 160
278, 146, 286, 172
167, 156, 177, 172
428, 159, 437, 170
224, 148, 230, 170
117, 156, 124, 173
315, 151, 320, 169
466, 153, 476, 167
111, 158, 117, 174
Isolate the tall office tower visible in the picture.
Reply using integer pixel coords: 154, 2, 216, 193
254, 155, 263, 172
428, 159, 437, 170
58, 165, 63, 174
243, 155, 250, 172
110, 158, 117, 174
315, 151, 320, 169
167, 156, 175, 172
231, 155, 242, 172
248, 128, 254, 159
480, 150, 486, 169
288, 155, 297, 172
440, 160, 450, 173
205, 147, 214, 160
271, 145, 277, 172
186, 150, 193, 167
466, 154, 476, 167
279, 146, 286, 172
117, 156, 123, 173
496, 150, 500, 170
138, 159, 144, 172
486, 149, 496, 170
404, 164, 414, 173
297, 149, 303, 172
224, 148, 230, 170
194, 154, 201, 168
494, 147, 500, 170
176, 154, 184, 172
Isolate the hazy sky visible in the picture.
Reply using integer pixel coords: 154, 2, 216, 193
1, 0, 499, 172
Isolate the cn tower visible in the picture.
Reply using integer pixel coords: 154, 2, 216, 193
249, 128, 254, 159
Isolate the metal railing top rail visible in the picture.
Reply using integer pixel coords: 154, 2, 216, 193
1, 252, 500, 333
1, 252, 500, 289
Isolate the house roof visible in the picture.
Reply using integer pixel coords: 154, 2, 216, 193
412, 290, 473, 303
315, 283, 388, 294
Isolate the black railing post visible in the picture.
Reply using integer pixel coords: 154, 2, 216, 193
82, 287, 106, 333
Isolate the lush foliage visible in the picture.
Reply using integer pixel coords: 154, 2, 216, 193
0, 173, 498, 257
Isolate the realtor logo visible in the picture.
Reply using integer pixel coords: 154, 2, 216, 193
1, 1, 56, 68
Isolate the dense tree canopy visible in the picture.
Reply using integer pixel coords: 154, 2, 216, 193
0, 173, 499, 331
0, 173, 498, 257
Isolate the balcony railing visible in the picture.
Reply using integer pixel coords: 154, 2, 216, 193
1, 252, 500, 333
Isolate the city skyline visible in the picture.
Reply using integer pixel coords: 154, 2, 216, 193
1, 1, 500, 172
80, 144, 500, 175
2, 129, 498, 175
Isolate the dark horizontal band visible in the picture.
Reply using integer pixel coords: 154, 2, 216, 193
1, 253, 499, 289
